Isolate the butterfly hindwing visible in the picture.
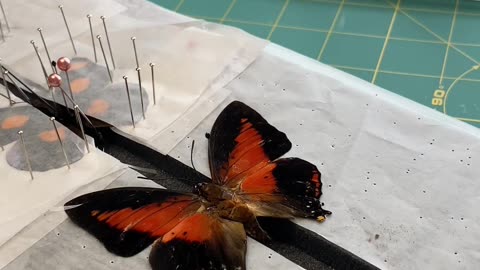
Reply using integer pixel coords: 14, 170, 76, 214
238, 158, 330, 219
64, 187, 202, 257
208, 101, 292, 186
149, 213, 246, 270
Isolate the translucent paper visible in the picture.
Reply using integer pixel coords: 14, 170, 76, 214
169, 44, 480, 270
0, 167, 129, 269
0, 103, 125, 250
10, 20, 266, 154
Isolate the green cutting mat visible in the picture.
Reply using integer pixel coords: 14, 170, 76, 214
151, 0, 480, 128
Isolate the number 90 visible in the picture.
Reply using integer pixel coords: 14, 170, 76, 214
432, 89, 445, 106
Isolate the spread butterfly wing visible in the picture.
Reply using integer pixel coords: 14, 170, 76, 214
238, 157, 331, 220
208, 101, 292, 187
208, 101, 330, 220
65, 187, 248, 270
150, 213, 246, 270
64, 187, 203, 257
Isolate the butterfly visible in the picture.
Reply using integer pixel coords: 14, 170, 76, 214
64, 101, 331, 270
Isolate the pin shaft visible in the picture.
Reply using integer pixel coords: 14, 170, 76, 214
74, 105, 90, 153
87, 15, 97, 62
50, 118, 70, 169
150, 63, 156, 105
59, 5, 77, 55
18, 131, 34, 180
31, 41, 50, 89
64, 71, 75, 102
123, 76, 135, 128
0, 0, 9, 32
38, 29, 55, 73
97, 35, 112, 82
131, 37, 139, 68
58, 87, 69, 109
5, 71, 29, 102
0, 20, 4, 42
1, 68, 12, 106
136, 68, 145, 119
101, 16, 115, 69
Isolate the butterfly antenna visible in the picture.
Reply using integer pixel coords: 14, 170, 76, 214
190, 139, 197, 172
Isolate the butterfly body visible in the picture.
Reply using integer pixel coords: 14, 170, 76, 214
65, 101, 331, 270
194, 182, 271, 242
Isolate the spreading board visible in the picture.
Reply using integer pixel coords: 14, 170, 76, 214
152, 0, 480, 129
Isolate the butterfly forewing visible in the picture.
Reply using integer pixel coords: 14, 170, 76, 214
208, 101, 292, 187
65, 187, 203, 257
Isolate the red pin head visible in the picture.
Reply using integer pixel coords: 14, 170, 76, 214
57, 57, 71, 71
47, 73, 62, 88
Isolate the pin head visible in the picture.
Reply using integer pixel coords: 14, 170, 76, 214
136, 67, 141, 71
149, 62, 155, 67
100, 15, 106, 20
131, 37, 136, 41
47, 73, 62, 88
87, 14, 92, 18
96, 35, 102, 39
37, 28, 42, 32
18, 130, 23, 135
57, 57, 71, 71
30, 40, 35, 45
50, 117, 55, 121
123, 75, 128, 80
58, 4, 63, 9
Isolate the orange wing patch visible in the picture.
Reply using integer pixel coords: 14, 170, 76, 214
91, 197, 200, 238
69, 61, 88, 72
87, 99, 110, 116
38, 128, 66, 142
162, 213, 214, 243
240, 163, 277, 194
311, 171, 321, 197
71, 78, 91, 94
224, 119, 270, 184
2, 115, 29, 130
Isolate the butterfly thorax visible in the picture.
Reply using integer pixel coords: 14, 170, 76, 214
193, 182, 234, 202
193, 182, 270, 241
